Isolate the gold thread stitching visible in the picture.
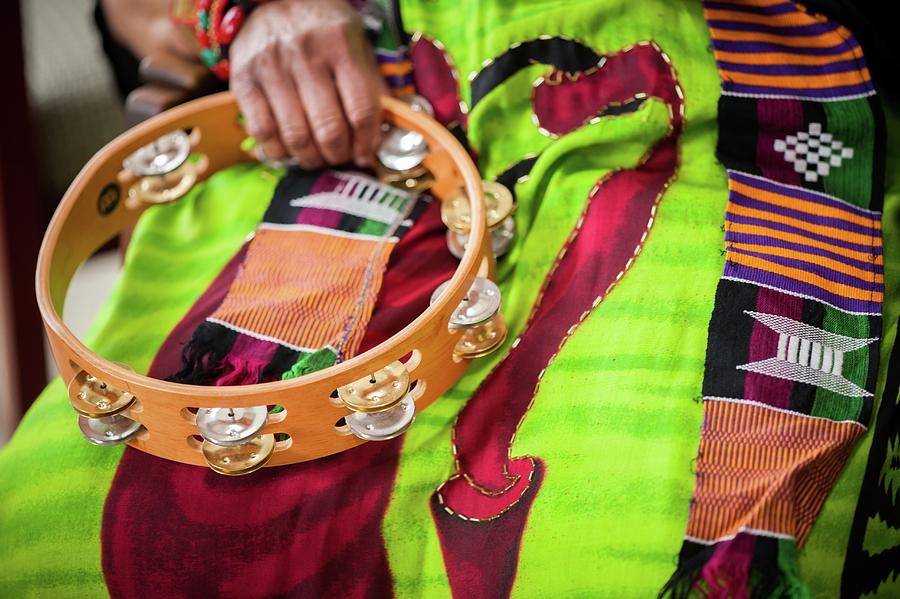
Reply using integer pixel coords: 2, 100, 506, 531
436, 39, 686, 521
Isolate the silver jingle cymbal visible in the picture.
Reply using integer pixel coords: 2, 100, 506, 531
123, 130, 191, 177
196, 406, 269, 447
254, 146, 300, 170
377, 126, 428, 172
489, 215, 516, 257
404, 94, 435, 117
430, 277, 502, 329
345, 394, 416, 441
446, 228, 466, 260
78, 414, 143, 446
446, 215, 516, 260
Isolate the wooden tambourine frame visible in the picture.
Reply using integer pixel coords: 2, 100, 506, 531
36, 91, 494, 467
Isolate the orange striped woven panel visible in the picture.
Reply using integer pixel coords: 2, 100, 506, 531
685, 398, 864, 545
704, 0, 874, 99
209, 227, 395, 356
723, 172, 883, 314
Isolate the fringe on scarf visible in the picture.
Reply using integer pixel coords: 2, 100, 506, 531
167, 321, 342, 386
215, 354, 271, 386
167, 321, 238, 385
259, 345, 303, 383
659, 534, 810, 599
281, 348, 338, 380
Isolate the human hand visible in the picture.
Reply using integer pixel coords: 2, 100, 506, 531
101, 0, 200, 63
229, 0, 384, 168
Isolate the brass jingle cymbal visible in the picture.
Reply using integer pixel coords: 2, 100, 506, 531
68, 370, 136, 418
374, 164, 435, 193
440, 191, 472, 233
128, 160, 197, 205
202, 434, 276, 476
373, 161, 428, 181
482, 181, 515, 222
337, 361, 410, 413
453, 313, 509, 359
372, 160, 432, 189
395, 169, 435, 193
441, 180, 514, 233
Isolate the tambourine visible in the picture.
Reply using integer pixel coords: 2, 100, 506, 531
36, 91, 509, 474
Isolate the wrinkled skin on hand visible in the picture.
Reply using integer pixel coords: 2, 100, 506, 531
229, 0, 385, 168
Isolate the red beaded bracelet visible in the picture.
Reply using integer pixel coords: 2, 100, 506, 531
196, 0, 270, 80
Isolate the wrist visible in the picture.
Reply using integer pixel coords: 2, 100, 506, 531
196, 0, 384, 80
196, 0, 272, 79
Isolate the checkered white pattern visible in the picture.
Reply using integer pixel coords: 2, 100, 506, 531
773, 122, 854, 182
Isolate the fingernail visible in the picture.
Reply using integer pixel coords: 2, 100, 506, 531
262, 141, 286, 159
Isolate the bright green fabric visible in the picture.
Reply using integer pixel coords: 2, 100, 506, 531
800, 102, 900, 599
822, 98, 876, 207
0, 164, 277, 598
774, 540, 810, 599
388, 1, 900, 597
1, 1, 900, 597
387, 2, 722, 596
810, 308, 868, 422
282, 347, 339, 380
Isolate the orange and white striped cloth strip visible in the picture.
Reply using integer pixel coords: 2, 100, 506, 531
704, 0, 874, 99
209, 228, 396, 355
685, 398, 864, 546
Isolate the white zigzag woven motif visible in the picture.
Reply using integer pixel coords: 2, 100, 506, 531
289, 171, 414, 224
736, 311, 877, 398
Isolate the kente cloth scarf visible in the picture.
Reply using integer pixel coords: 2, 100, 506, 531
4, 1, 900, 598
166, 168, 425, 386
166, 0, 420, 387
663, 3, 886, 597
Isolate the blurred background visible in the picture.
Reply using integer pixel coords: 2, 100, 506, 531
1, 0, 125, 446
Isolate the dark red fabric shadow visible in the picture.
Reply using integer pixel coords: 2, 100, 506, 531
430, 42, 684, 599
101, 201, 457, 599
410, 35, 468, 129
